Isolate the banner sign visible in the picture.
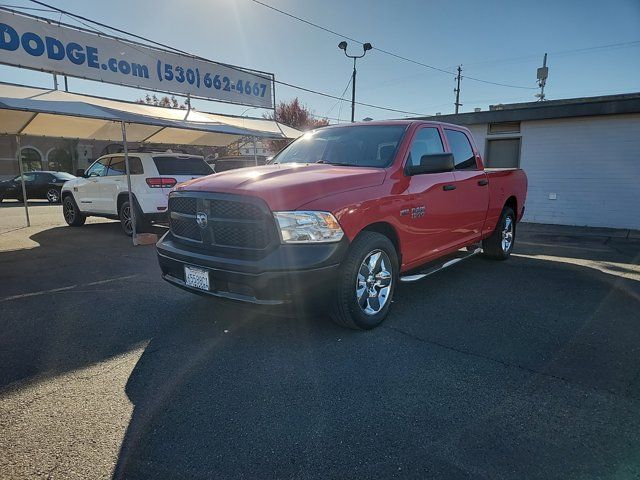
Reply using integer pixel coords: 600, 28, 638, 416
0, 9, 274, 108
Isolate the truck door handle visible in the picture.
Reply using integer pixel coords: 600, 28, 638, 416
443, 184, 456, 191
477, 179, 489, 186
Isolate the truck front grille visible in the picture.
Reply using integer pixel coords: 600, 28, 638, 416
171, 217, 202, 241
169, 193, 276, 253
169, 196, 197, 215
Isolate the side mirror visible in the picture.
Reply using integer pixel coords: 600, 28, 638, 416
75, 169, 85, 177
406, 153, 454, 176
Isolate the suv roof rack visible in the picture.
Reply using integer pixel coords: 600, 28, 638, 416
110, 147, 192, 154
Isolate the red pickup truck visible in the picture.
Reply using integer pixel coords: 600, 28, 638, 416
157, 121, 527, 329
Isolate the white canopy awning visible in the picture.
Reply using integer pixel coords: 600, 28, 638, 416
0, 81, 302, 240
0, 82, 301, 146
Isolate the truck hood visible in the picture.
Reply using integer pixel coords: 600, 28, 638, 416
174, 163, 386, 211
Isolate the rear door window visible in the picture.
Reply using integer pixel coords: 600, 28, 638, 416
107, 156, 143, 175
444, 129, 477, 170
153, 156, 211, 175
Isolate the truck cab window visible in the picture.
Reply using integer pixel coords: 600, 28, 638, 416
407, 127, 444, 167
444, 129, 477, 170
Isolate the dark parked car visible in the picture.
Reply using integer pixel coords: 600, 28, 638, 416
0, 171, 76, 203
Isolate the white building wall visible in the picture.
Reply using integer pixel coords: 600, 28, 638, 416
465, 114, 640, 230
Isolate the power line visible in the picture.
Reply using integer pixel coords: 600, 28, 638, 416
23, 1, 427, 116
463, 40, 640, 70
0, 3, 55, 12
325, 74, 352, 119
248, 0, 537, 90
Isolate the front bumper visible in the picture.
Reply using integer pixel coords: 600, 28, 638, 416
156, 232, 348, 305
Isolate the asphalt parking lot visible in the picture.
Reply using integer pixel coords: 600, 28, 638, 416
1, 201, 639, 479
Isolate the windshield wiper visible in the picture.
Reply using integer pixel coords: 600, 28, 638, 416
316, 160, 356, 166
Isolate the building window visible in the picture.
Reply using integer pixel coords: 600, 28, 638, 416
20, 147, 43, 172
485, 138, 521, 168
47, 148, 73, 173
488, 121, 520, 134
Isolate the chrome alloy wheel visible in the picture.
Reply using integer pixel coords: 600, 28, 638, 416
502, 215, 514, 252
356, 249, 393, 315
63, 199, 75, 223
46, 188, 60, 203
121, 204, 133, 234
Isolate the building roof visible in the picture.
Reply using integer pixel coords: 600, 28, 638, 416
413, 91, 640, 125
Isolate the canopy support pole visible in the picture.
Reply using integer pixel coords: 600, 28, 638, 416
15, 135, 30, 227
252, 137, 258, 166
121, 122, 138, 246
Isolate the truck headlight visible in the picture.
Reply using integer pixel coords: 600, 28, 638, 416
274, 211, 344, 243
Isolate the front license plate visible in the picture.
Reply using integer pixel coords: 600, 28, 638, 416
184, 265, 210, 291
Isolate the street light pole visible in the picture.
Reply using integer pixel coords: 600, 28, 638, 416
351, 57, 357, 123
338, 41, 372, 123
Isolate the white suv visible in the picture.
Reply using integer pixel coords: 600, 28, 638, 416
61, 151, 212, 235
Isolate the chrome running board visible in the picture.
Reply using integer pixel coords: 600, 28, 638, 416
400, 247, 482, 283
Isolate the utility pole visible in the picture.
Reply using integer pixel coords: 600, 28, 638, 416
536, 53, 549, 101
454, 65, 462, 114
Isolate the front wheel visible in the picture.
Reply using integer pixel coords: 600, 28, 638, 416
329, 232, 398, 330
482, 206, 515, 260
46, 188, 61, 203
63, 196, 86, 227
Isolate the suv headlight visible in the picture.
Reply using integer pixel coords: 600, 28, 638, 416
274, 211, 344, 243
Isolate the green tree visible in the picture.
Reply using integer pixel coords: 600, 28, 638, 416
136, 94, 188, 109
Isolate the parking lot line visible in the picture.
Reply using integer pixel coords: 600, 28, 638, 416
0, 274, 138, 303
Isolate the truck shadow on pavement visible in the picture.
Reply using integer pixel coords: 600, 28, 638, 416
111, 242, 640, 479
1, 221, 639, 478
0, 221, 168, 387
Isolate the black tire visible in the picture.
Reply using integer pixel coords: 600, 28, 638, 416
329, 231, 398, 330
482, 206, 515, 260
119, 201, 135, 236
119, 200, 150, 236
46, 188, 61, 203
62, 195, 86, 227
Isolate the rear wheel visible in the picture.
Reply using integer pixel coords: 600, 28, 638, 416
46, 188, 61, 203
119, 200, 150, 236
329, 232, 398, 330
119, 201, 134, 236
63, 196, 86, 227
482, 206, 515, 260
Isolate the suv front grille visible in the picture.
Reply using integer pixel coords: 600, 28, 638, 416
169, 193, 275, 252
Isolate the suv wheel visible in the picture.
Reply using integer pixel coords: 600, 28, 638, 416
63, 196, 86, 227
330, 232, 398, 330
119, 201, 134, 236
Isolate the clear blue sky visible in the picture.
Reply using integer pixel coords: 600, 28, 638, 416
1, 0, 639, 122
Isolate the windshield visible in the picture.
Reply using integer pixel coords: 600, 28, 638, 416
54, 172, 76, 180
274, 125, 407, 168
